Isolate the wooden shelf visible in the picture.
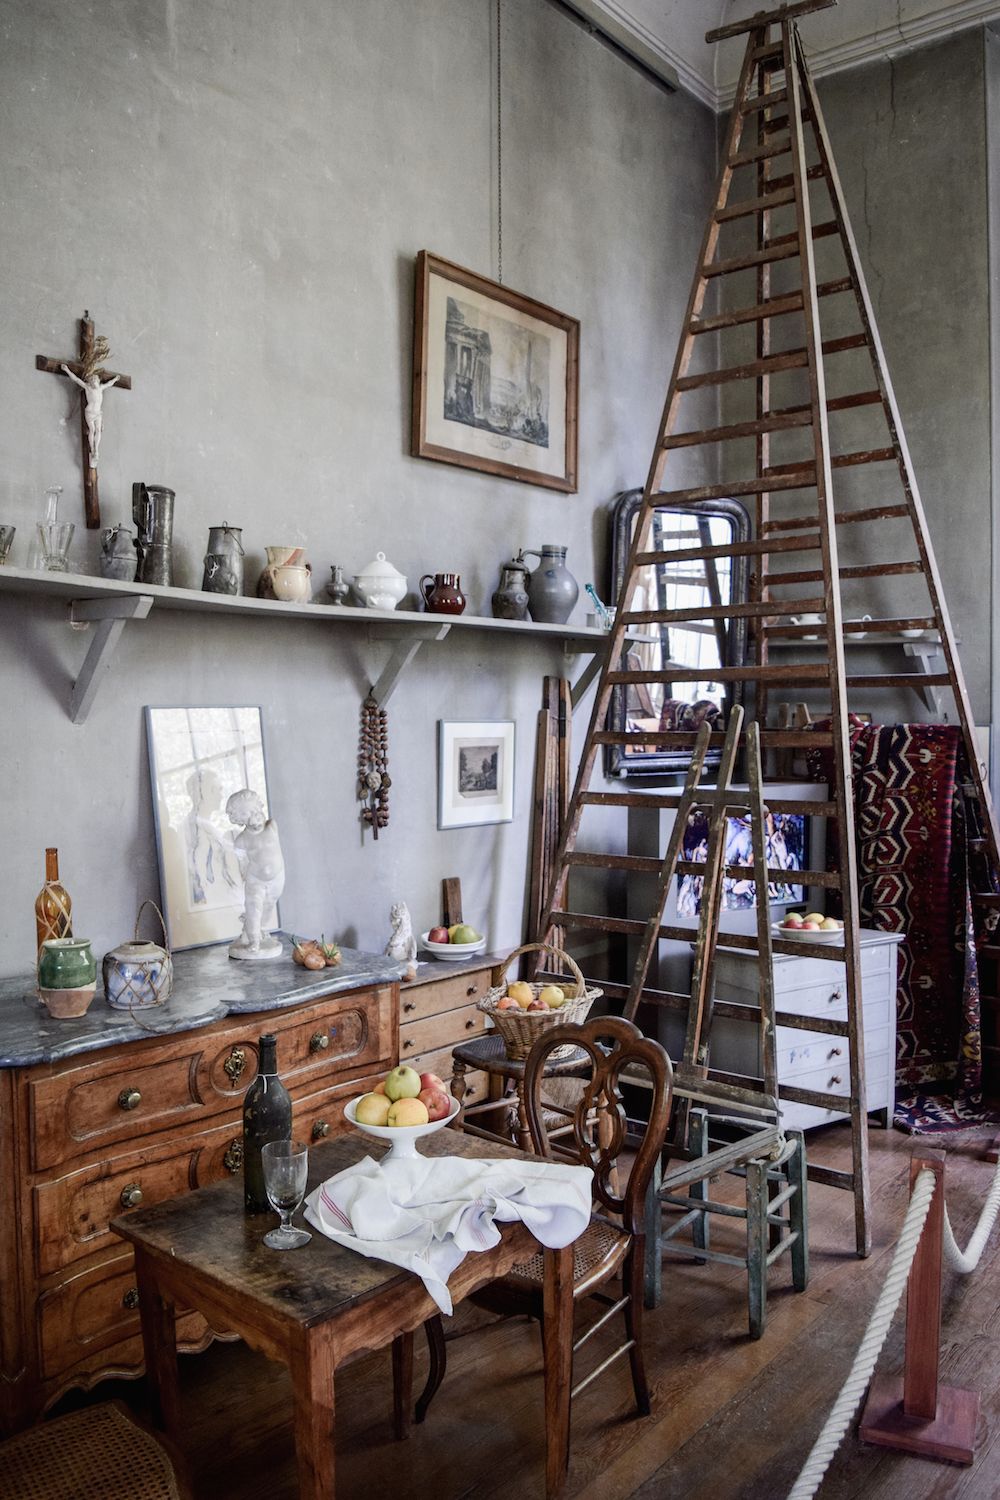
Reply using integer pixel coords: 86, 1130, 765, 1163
0, 566, 611, 723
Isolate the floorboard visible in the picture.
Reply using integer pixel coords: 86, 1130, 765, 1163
47, 1121, 1000, 1499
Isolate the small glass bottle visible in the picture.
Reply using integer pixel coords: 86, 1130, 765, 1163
35, 847, 73, 955
242, 1033, 292, 1214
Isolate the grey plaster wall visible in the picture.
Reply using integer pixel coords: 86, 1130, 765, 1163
0, 0, 717, 974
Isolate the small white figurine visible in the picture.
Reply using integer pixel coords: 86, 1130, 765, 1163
60, 363, 121, 469
385, 901, 418, 981
226, 788, 285, 961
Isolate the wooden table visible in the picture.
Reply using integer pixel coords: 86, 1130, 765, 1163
112, 1128, 576, 1500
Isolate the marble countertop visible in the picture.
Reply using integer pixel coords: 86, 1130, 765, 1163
0, 935, 405, 1068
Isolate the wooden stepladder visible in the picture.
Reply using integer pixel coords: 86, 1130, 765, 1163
536, 0, 1000, 1261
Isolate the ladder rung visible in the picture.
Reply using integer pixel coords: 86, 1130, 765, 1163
824, 332, 869, 355
565, 851, 663, 874
761, 503, 908, 532
763, 447, 896, 478
650, 729, 832, 750
763, 617, 938, 639
657, 473, 815, 504
597, 977, 691, 1010
767, 560, 924, 585
623, 595, 825, 627
703, 239, 801, 279
606, 664, 830, 686
973, 893, 1000, 907
664, 410, 812, 449
750, 41, 785, 64
676, 348, 810, 391
765, 166, 827, 193
578, 786, 837, 817
846, 673, 951, 689
675, 861, 840, 888
715, 186, 796, 223
760, 115, 791, 136
817, 277, 853, 298
765, 391, 883, 419
639, 532, 821, 566
808, 1164, 855, 1191
729, 135, 791, 168
742, 87, 788, 115
780, 1083, 853, 1112
692, 292, 803, 334
554, 913, 846, 963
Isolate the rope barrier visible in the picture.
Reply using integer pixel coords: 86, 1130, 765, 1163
941, 1151, 1000, 1274
786, 1167, 936, 1500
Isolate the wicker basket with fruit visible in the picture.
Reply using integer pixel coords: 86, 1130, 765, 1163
478, 943, 602, 1061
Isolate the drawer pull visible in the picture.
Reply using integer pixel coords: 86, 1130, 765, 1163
117, 1087, 142, 1112
309, 1031, 330, 1053
829, 1075, 843, 1086
466, 984, 478, 996
119, 1183, 143, 1209
311, 1120, 331, 1141
828, 988, 843, 1003
122, 1287, 140, 1311
403, 1038, 414, 1049
223, 1138, 244, 1174
465, 1018, 476, 1030
403, 1001, 416, 1013
828, 1047, 843, 1060
223, 1046, 247, 1085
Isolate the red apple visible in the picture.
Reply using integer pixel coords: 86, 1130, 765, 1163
427, 926, 450, 945
418, 1086, 451, 1122
420, 1071, 446, 1093
801, 921, 820, 930
527, 997, 548, 1011
497, 996, 520, 1010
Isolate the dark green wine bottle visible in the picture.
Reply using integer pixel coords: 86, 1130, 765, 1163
242, 1033, 292, 1214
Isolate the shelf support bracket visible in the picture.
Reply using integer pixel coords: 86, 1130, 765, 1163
903, 641, 948, 718
69, 594, 153, 724
366, 622, 451, 708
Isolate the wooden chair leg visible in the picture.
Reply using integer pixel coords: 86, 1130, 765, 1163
788, 1130, 809, 1293
624, 1243, 651, 1416
391, 1333, 413, 1440
414, 1315, 447, 1425
689, 1109, 710, 1264
746, 1159, 768, 1341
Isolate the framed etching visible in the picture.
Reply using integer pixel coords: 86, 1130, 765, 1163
145, 704, 277, 949
412, 251, 579, 492
438, 720, 515, 830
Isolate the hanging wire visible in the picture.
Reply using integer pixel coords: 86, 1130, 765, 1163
496, 0, 503, 284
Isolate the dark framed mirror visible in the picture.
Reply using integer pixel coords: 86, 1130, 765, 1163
604, 489, 752, 778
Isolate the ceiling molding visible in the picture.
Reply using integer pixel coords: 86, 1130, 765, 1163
563, 0, 717, 106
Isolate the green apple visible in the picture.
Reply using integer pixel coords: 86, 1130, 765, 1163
384, 1064, 422, 1101
450, 923, 480, 945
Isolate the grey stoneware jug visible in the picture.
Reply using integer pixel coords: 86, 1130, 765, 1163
523, 545, 579, 624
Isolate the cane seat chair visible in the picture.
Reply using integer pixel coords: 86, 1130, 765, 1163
414, 1015, 673, 1424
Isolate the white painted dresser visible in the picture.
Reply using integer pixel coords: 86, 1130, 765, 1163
710, 929, 903, 1131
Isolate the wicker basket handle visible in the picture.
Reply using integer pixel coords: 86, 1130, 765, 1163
134, 899, 171, 955
490, 942, 585, 999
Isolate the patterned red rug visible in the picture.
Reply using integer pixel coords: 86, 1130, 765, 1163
808, 720, 998, 1133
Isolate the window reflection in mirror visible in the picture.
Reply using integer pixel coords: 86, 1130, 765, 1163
605, 490, 751, 779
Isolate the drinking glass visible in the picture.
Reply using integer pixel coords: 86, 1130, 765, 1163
38, 521, 75, 572
262, 1139, 312, 1250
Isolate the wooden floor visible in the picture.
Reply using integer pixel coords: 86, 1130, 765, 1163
53, 1121, 1000, 1500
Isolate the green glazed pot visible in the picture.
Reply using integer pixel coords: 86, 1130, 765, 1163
38, 938, 97, 990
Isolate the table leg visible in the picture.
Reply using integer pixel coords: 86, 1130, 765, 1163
542, 1241, 574, 1500
391, 1333, 413, 1439
290, 1331, 337, 1500
135, 1248, 182, 1438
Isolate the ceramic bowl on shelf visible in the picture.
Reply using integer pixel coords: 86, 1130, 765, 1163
773, 921, 843, 945
900, 628, 929, 640
420, 931, 487, 960
344, 1094, 460, 1159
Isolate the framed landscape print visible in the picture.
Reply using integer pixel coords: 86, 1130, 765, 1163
145, 705, 277, 949
438, 720, 515, 830
412, 251, 579, 492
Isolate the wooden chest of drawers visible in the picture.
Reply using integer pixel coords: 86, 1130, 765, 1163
0, 970, 398, 1434
399, 956, 501, 1103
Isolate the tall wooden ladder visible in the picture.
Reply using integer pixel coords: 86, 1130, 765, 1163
536, 0, 1000, 1259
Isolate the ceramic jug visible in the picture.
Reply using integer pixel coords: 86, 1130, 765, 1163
132, 482, 175, 586
524, 544, 579, 624
98, 524, 137, 582
103, 900, 173, 1012
420, 573, 466, 615
491, 552, 530, 621
202, 524, 244, 595
37, 937, 97, 1019
257, 545, 306, 598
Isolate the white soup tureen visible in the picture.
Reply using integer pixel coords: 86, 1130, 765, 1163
354, 551, 407, 610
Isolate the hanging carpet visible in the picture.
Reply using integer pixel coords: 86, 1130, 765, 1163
807, 720, 998, 1133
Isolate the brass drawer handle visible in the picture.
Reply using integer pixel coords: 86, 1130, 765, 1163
117, 1087, 141, 1111
122, 1287, 140, 1311
223, 1046, 247, 1085
465, 1018, 476, 1030
466, 984, 478, 996
829, 1075, 843, 1087
120, 1183, 143, 1210
223, 1138, 244, 1174
403, 1001, 416, 1013
828, 1047, 843, 1060
311, 1120, 331, 1141
309, 1031, 330, 1053
403, 1038, 414, 1049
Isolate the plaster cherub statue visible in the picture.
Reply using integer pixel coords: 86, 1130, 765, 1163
385, 901, 418, 981
226, 788, 285, 961
61, 334, 120, 469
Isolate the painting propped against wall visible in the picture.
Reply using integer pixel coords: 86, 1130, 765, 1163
412, 251, 579, 492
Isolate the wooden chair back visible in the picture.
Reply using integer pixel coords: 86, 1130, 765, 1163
522, 1016, 673, 1236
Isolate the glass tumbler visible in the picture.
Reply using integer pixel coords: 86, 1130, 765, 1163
262, 1139, 312, 1250
38, 522, 75, 572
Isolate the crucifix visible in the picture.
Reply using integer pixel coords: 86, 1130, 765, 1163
35, 311, 132, 529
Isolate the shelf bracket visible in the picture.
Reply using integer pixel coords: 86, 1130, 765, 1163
68, 594, 153, 724
903, 641, 949, 718
366, 621, 451, 708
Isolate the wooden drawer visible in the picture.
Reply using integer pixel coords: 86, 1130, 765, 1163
29, 985, 391, 1170
400, 967, 493, 1022
400, 1001, 487, 1061
779, 1050, 892, 1133
291, 1070, 388, 1148
777, 1022, 890, 1078
36, 1253, 209, 1382
408, 1041, 489, 1105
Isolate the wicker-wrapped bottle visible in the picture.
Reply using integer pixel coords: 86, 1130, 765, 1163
242, 1033, 292, 1214
34, 848, 72, 956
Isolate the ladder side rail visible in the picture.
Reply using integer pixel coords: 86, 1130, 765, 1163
683, 711, 745, 1071
534, 28, 766, 951
793, 26, 1000, 879
623, 723, 715, 1022
755, 55, 781, 736
746, 721, 781, 1100
785, 19, 871, 1258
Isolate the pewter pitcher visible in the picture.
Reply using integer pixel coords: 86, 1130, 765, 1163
133, 483, 175, 587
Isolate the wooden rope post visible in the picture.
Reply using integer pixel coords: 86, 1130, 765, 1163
859, 1151, 979, 1465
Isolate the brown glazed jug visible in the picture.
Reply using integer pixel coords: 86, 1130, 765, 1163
420, 573, 467, 615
